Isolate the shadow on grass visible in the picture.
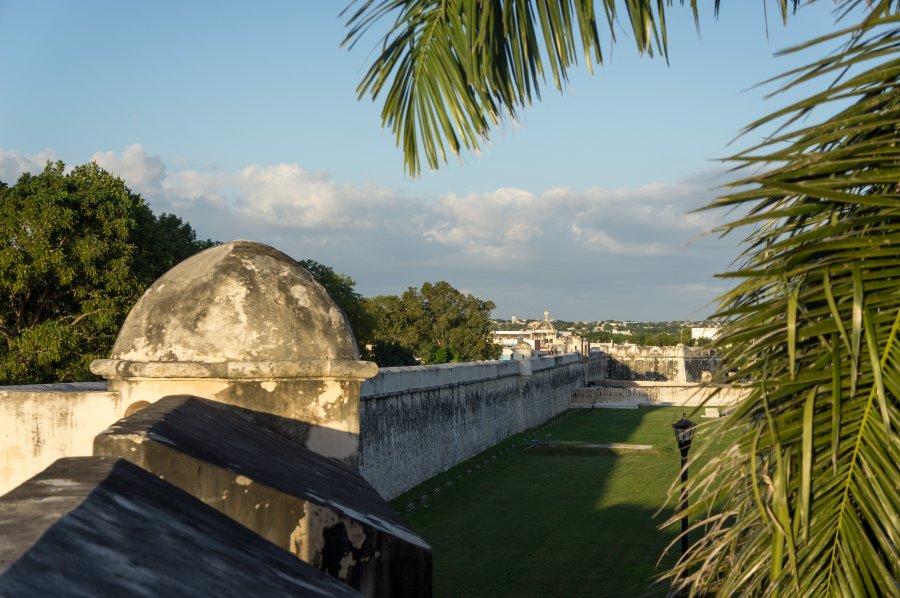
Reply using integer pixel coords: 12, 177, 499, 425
390, 407, 697, 597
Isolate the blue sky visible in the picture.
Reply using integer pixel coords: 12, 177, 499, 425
0, 1, 852, 321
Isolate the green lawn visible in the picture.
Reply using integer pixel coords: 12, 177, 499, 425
390, 407, 732, 598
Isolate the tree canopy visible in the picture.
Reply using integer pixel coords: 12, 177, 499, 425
344, 1, 900, 595
0, 159, 497, 379
296, 264, 499, 367
367, 281, 501, 365
298, 258, 376, 351
0, 161, 214, 383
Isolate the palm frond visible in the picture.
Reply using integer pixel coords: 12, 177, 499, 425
344, 0, 695, 175
664, 2, 900, 595
342, 1, 816, 175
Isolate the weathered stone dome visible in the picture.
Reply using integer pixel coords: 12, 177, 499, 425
512, 338, 533, 360
110, 240, 358, 363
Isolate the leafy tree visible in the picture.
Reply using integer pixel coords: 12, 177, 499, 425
132, 210, 216, 278
298, 259, 375, 350
0, 161, 214, 383
588, 330, 625, 344
367, 281, 501, 365
343, 1, 900, 594
366, 292, 428, 363
650, 332, 682, 346
367, 339, 418, 367
691, 336, 712, 348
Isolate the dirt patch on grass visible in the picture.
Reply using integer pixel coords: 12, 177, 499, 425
526, 440, 662, 456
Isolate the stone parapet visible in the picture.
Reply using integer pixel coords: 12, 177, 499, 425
0, 383, 123, 495
0, 355, 601, 501
93, 396, 431, 597
573, 380, 749, 408
91, 358, 376, 380
361, 360, 520, 397
589, 345, 722, 383
359, 353, 591, 499
0, 457, 362, 596
90, 241, 378, 467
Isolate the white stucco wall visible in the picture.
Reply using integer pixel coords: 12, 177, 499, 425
571, 380, 749, 408
1, 354, 598, 500
0, 383, 126, 495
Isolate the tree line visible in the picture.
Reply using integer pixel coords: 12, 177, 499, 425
0, 162, 216, 383
297, 261, 499, 366
0, 161, 498, 384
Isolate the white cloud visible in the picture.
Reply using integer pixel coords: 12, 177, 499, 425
425, 188, 544, 250
232, 163, 395, 229
570, 225, 667, 256
162, 169, 227, 206
424, 180, 724, 261
0, 148, 57, 183
0, 145, 740, 320
666, 283, 730, 295
92, 145, 401, 230
92, 144, 166, 194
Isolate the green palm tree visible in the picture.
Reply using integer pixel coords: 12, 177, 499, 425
343, 1, 900, 595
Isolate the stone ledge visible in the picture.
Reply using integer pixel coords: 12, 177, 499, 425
91, 358, 378, 380
0, 382, 108, 393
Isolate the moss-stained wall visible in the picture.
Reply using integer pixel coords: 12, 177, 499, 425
0, 355, 595, 501
0, 383, 126, 495
599, 346, 720, 383
571, 380, 749, 407
359, 354, 589, 500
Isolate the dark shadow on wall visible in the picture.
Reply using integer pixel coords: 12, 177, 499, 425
391, 406, 691, 598
603, 352, 722, 383
606, 356, 670, 381
684, 354, 721, 382
90, 395, 433, 597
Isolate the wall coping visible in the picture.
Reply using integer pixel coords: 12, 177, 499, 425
0, 382, 108, 393
590, 379, 748, 389
360, 371, 523, 401
90, 359, 378, 381
361, 353, 586, 397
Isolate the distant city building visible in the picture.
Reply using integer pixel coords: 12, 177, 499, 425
493, 310, 587, 358
526, 311, 557, 350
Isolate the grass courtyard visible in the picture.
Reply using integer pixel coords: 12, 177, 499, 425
390, 406, 732, 597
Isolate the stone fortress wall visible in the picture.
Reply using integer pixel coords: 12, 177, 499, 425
1, 241, 439, 596
0, 310, 725, 502
0, 382, 123, 495
0, 354, 591, 500
359, 354, 585, 499
0, 349, 727, 500
592, 344, 721, 383
575, 345, 745, 409
0, 240, 744, 594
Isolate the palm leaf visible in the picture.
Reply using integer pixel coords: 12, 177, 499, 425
663, 2, 900, 594
343, 0, 814, 175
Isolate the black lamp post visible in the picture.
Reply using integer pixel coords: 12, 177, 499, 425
672, 414, 697, 559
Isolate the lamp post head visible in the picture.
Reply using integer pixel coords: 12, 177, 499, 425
672, 413, 697, 452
